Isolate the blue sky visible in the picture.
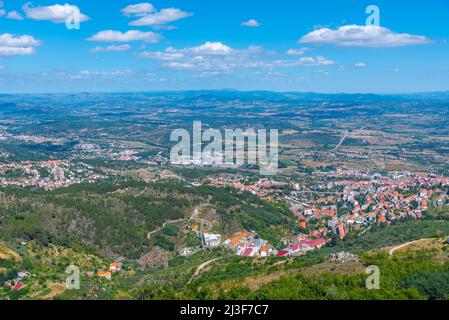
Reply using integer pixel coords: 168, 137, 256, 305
0, 0, 449, 93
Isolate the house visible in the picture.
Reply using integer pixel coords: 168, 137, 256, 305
202, 232, 221, 249
303, 208, 315, 216
242, 247, 255, 257
337, 224, 346, 239
97, 270, 112, 280
17, 272, 28, 280
304, 238, 326, 249
12, 282, 24, 291
109, 262, 122, 272
276, 249, 289, 257
311, 230, 320, 237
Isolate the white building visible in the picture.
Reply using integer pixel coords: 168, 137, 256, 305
202, 232, 221, 249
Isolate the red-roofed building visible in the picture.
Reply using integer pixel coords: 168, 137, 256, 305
276, 249, 289, 257
305, 238, 326, 248
12, 282, 24, 291
242, 247, 254, 257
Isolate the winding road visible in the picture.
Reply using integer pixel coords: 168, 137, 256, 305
147, 218, 186, 240
146, 204, 210, 240
388, 239, 429, 257
187, 258, 221, 284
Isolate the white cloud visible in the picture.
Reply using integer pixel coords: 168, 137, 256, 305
297, 56, 335, 66
138, 41, 335, 72
354, 62, 367, 68
0, 33, 41, 57
299, 25, 432, 47
90, 44, 131, 53
190, 41, 233, 55
7, 11, 24, 20
121, 3, 154, 17
286, 48, 310, 55
0, 46, 36, 56
138, 42, 256, 71
136, 49, 184, 60
22, 2, 89, 24
129, 8, 192, 26
0, 1, 5, 16
0, 33, 41, 47
274, 56, 335, 67
87, 30, 160, 43
241, 19, 262, 27
62, 69, 134, 80
164, 62, 195, 70
79, 69, 133, 76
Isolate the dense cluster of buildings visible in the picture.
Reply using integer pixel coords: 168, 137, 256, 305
96, 262, 123, 281
290, 169, 449, 242
277, 237, 327, 257
200, 168, 449, 259
15, 135, 65, 145
222, 231, 276, 257
0, 160, 103, 190
206, 174, 287, 198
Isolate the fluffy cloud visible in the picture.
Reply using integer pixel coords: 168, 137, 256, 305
0, 1, 5, 16
87, 30, 160, 43
138, 42, 259, 71
138, 42, 232, 60
190, 41, 233, 55
299, 25, 432, 47
22, 2, 89, 24
121, 3, 154, 17
138, 41, 335, 72
354, 62, 367, 68
0, 33, 41, 57
129, 8, 192, 26
7, 11, 24, 20
0, 33, 41, 47
241, 19, 262, 27
0, 46, 36, 56
90, 44, 131, 53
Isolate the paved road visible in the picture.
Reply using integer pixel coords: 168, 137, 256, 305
333, 133, 349, 151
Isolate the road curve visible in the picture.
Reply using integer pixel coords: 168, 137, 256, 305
388, 239, 429, 257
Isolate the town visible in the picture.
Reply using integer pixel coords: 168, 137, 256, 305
198, 167, 449, 257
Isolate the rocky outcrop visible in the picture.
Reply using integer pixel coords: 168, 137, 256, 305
328, 252, 359, 263
138, 246, 170, 269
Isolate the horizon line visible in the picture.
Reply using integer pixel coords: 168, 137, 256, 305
1, 88, 449, 96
